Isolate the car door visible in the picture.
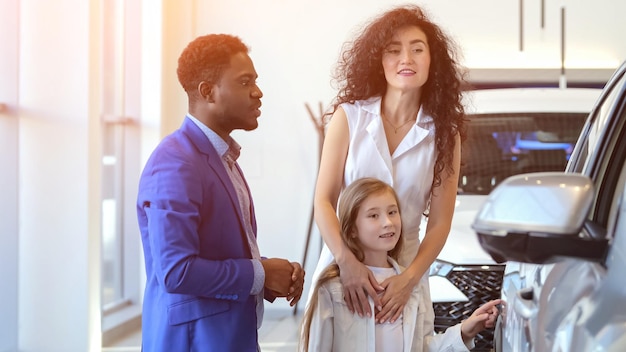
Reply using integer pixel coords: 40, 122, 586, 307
496, 63, 626, 352
539, 71, 626, 350
549, 118, 626, 351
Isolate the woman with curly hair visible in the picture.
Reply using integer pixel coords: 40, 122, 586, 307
310, 4, 467, 326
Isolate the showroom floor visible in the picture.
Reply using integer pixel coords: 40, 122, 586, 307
102, 309, 302, 352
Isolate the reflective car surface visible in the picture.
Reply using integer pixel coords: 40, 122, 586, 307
427, 87, 602, 351
474, 61, 626, 351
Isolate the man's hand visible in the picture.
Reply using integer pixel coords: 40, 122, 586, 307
262, 259, 305, 306
262, 258, 294, 296
285, 262, 305, 306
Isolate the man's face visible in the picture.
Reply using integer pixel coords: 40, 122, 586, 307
211, 51, 263, 135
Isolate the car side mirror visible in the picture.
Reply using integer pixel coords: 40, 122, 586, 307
472, 172, 608, 264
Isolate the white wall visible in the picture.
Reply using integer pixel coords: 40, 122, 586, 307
426, 0, 623, 69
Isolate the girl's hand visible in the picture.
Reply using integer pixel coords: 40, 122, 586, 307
376, 271, 414, 323
460, 299, 502, 343
338, 255, 383, 317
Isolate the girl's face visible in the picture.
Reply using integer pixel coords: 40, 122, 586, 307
381, 25, 431, 93
354, 190, 402, 266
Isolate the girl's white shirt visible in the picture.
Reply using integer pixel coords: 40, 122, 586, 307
306, 257, 473, 352
368, 265, 404, 352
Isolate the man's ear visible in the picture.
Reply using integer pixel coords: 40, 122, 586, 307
198, 81, 214, 102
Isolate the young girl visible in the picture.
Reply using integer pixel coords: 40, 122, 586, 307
301, 178, 500, 352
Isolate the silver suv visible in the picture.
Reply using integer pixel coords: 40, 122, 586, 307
427, 87, 601, 351
473, 60, 626, 351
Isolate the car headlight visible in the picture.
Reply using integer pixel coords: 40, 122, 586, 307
429, 260, 454, 277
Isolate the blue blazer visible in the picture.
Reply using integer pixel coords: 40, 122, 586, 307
137, 117, 260, 351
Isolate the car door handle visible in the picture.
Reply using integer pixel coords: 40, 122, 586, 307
514, 287, 538, 319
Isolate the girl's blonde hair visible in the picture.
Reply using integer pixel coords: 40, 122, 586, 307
299, 178, 403, 351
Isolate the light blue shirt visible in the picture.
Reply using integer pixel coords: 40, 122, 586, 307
187, 114, 265, 297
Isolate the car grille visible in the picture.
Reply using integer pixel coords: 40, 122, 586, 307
433, 265, 505, 351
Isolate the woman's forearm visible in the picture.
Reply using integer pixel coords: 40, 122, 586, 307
404, 222, 451, 285
313, 200, 354, 264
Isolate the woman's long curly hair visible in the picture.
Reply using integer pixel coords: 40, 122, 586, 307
299, 178, 403, 351
329, 5, 467, 189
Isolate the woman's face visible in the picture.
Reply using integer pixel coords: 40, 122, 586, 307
381, 25, 430, 92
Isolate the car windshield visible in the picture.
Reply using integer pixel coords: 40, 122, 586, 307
459, 112, 588, 195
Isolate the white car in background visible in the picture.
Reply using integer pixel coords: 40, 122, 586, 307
426, 87, 602, 351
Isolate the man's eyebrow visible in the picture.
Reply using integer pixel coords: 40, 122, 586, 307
237, 73, 257, 80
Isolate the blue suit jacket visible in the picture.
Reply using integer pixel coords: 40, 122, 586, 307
137, 117, 260, 351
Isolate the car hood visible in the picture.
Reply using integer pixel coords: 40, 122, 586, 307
437, 194, 497, 265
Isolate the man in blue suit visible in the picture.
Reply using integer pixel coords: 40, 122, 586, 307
137, 34, 305, 351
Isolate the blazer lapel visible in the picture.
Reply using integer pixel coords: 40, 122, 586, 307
401, 295, 418, 352
180, 118, 249, 235
388, 258, 419, 352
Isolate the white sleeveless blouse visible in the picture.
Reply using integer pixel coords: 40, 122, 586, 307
310, 96, 437, 297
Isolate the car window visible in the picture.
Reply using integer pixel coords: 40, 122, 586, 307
605, 146, 626, 241
571, 71, 626, 174
459, 113, 587, 195
578, 73, 626, 234
589, 92, 626, 228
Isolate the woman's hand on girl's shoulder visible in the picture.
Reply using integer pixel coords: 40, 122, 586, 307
338, 255, 382, 317
375, 272, 414, 323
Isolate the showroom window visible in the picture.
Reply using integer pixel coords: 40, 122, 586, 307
100, 0, 142, 315
101, 0, 124, 311
102, 124, 126, 308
